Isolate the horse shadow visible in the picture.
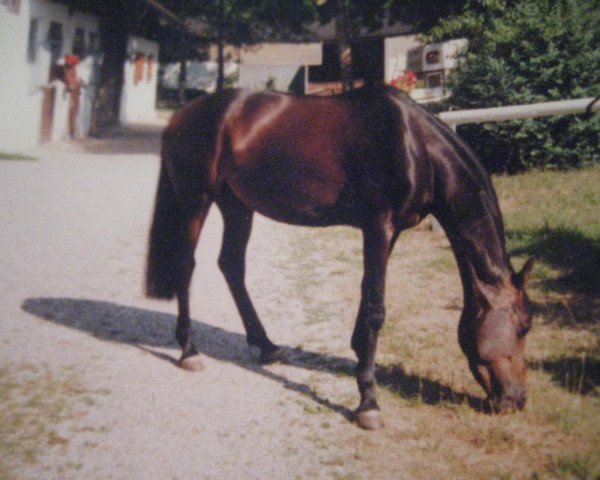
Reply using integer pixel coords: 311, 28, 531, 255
22, 297, 488, 422
508, 225, 600, 327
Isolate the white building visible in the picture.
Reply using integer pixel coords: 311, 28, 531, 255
385, 35, 467, 103
161, 61, 240, 94
119, 35, 159, 125
238, 42, 322, 94
0, 0, 99, 151
160, 42, 322, 96
0, 0, 159, 153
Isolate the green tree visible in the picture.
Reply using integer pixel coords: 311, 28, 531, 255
429, 0, 600, 171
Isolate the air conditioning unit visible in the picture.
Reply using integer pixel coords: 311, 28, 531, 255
422, 39, 467, 72
425, 72, 444, 89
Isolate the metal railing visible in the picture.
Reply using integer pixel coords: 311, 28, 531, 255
439, 97, 600, 129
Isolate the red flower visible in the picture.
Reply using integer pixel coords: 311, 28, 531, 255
64, 54, 80, 66
390, 70, 417, 92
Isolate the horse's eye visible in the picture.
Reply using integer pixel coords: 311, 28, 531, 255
513, 307, 532, 338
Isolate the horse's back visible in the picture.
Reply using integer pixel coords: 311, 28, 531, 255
161, 87, 473, 228
216, 88, 436, 226
218, 91, 368, 225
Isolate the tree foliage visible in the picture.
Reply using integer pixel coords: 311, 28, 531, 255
430, 0, 600, 171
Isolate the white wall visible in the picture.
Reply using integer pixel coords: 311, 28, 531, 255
120, 36, 159, 124
384, 34, 422, 83
239, 65, 305, 93
0, 0, 99, 151
0, 0, 38, 152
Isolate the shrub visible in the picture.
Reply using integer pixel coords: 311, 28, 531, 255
431, 0, 600, 172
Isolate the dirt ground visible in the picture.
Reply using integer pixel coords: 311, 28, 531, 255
1, 124, 434, 480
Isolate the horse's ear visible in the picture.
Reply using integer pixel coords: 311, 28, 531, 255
513, 257, 537, 289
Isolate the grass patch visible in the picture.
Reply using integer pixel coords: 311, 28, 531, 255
0, 151, 37, 161
0, 363, 108, 479
282, 166, 599, 479
552, 453, 600, 480
494, 166, 600, 325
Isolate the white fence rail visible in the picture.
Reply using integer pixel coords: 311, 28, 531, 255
438, 97, 600, 129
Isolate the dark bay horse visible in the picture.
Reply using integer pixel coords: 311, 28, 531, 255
146, 86, 535, 430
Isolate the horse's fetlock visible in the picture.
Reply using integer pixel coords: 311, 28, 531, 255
371, 314, 385, 331
175, 321, 191, 347
365, 306, 385, 331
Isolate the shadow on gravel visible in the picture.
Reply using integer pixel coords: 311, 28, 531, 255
22, 297, 488, 422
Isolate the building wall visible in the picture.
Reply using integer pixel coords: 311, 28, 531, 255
239, 65, 305, 94
385, 34, 467, 103
159, 43, 321, 96
239, 42, 321, 94
119, 36, 159, 124
384, 34, 422, 83
0, 0, 39, 151
0, 0, 99, 151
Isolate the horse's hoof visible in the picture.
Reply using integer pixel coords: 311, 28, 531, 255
355, 409, 384, 430
260, 347, 284, 365
179, 354, 205, 372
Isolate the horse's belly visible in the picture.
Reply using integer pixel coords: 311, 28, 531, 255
225, 166, 360, 227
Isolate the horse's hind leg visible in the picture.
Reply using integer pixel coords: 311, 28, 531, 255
216, 187, 280, 363
175, 205, 211, 371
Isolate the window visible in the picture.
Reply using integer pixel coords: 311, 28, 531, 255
425, 72, 443, 89
27, 18, 38, 63
146, 54, 155, 82
88, 32, 100, 54
47, 22, 63, 64
425, 50, 440, 65
72, 28, 86, 57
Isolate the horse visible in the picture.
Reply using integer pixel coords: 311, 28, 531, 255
145, 85, 536, 430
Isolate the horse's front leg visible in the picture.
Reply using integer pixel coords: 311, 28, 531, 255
351, 212, 396, 430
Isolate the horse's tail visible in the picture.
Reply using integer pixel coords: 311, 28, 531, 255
145, 163, 185, 300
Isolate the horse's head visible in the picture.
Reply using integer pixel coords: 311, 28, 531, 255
461, 258, 536, 412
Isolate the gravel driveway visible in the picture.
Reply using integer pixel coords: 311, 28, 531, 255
0, 125, 404, 479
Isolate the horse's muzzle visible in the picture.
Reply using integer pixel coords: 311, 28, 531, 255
492, 388, 527, 413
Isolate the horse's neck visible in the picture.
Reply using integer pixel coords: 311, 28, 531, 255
398, 95, 513, 308
439, 186, 513, 309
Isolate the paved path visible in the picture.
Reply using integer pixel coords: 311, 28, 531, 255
0, 126, 396, 479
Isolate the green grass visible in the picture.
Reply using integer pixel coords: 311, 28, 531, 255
552, 453, 599, 480
495, 167, 600, 319
0, 151, 37, 161
283, 166, 600, 479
